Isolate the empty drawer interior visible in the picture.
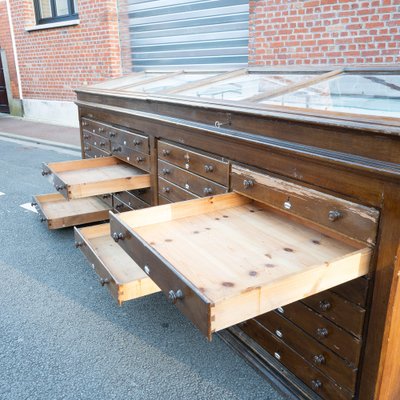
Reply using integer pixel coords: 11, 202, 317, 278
33, 193, 111, 229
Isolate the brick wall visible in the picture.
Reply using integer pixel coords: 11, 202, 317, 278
249, 0, 400, 66
0, 1, 20, 98
5, 0, 122, 101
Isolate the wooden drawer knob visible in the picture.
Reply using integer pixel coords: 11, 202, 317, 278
168, 289, 184, 304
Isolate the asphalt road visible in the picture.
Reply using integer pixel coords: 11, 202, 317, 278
0, 137, 285, 400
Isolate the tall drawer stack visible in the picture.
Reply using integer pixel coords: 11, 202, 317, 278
240, 276, 370, 399
157, 141, 230, 204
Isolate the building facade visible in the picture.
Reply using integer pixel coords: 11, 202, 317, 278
0, 0, 398, 127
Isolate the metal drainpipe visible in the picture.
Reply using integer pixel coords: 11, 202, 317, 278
4, 0, 23, 100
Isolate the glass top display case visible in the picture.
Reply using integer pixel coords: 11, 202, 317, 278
88, 67, 400, 123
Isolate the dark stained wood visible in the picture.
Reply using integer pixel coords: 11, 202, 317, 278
158, 177, 198, 202
331, 277, 370, 308
158, 141, 230, 186
107, 127, 149, 154
240, 319, 354, 400
273, 301, 362, 367
302, 291, 366, 339
113, 191, 149, 210
83, 130, 111, 151
158, 160, 227, 197
111, 143, 150, 171
255, 310, 358, 391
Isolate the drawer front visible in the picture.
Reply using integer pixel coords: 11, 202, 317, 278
83, 131, 110, 151
158, 160, 227, 197
256, 311, 357, 391
240, 319, 354, 400
302, 292, 366, 339
111, 143, 150, 172
276, 301, 362, 366
108, 127, 149, 154
84, 146, 111, 159
231, 164, 379, 245
158, 141, 229, 185
158, 195, 172, 205
331, 277, 369, 308
158, 177, 199, 202
109, 212, 212, 338
113, 195, 132, 213
114, 191, 149, 210
81, 118, 109, 139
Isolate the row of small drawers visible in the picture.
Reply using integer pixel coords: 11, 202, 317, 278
157, 141, 229, 202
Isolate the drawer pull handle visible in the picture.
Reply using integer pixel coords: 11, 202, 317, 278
284, 200, 292, 210
98, 127, 105, 133
133, 139, 142, 146
168, 289, 184, 304
313, 354, 326, 365
115, 203, 124, 209
161, 168, 170, 175
83, 134, 89, 139
112, 232, 125, 242
40, 217, 47, 223
99, 141, 106, 147
316, 327, 329, 338
31, 201, 37, 207
203, 187, 213, 196
243, 179, 254, 189
328, 210, 342, 222
100, 278, 110, 286
144, 265, 150, 275
74, 241, 84, 248
82, 121, 88, 127
136, 156, 144, 163
87, 113, 93, 118
84, 146, 90, 152
274, 352, 281, 361
275, 329, 283, 338
162, 187, 171, 194
56, 184, 66, 192
112, 146, 122, 152
102, 194, 111, 199
319, 300, 331, 312
277, 307, 284, 314
109, 132, 116, 138
204, 165, 214, 173
162, 149, 170, 156
311, 380, 322, 390
41, 170, 51, 176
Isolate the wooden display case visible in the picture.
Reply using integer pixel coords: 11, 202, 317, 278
33, 67, 400, 399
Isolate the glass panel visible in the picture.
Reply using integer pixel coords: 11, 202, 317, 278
73, 0, 78, 12
92, 73, 164, 90
262, 74, 400, 118
38, 0, 52, 19
123, 73, 217, 94
177, 74, 311, 101
55, 0, 69, 16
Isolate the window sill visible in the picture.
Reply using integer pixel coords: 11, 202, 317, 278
25, 19, 80, 32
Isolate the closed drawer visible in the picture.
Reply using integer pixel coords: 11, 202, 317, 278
110, 193, 371, 340
158, 177, 198, 202
108, 127, 149, 154
240, 319, 354, 400
231, 164, 379, 245
83, 130, 110, 151
42, 156, 150, 200
158, 195, 172, 205
32, 193, 110, 229
331, 277, 369, 308
114, 191, 149, 210
81, 118, 109, 139
256, 311, 357, 391
302, 291, 366, 339
130, 188, 152, 205
158, 160, 227, 197
113, 196, 132, 213
276, 301, 362, 366
111, 143, 150, 172
158, 141, 229, 185
74, 224, 160, 304
84, 145, 111, 159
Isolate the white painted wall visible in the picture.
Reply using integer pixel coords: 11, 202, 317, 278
22, 99, 79, 127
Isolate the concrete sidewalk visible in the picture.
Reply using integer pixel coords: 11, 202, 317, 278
0, 114, 80, 148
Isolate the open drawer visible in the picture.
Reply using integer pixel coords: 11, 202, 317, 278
32, 193, 111, 229
109, 193, 372, 339
74, 223, 160, 304
41, 156, 150, 200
